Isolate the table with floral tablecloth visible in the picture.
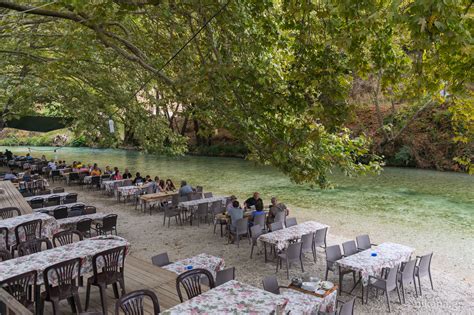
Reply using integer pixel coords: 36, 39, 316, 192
25, 192, 69, 203
34, 202, 85, 214
281, 288, 337, 314
257, 221, 330, 252
178, 196, 227, 211
335, 242, 414, 286
0, 235, 129, 285
163, 253, 225, 279
56, 212, 108, 230
116, 183, 152, 200
161, 280, 289, 314
0, 212, 59, 249
102, 179, 126, 193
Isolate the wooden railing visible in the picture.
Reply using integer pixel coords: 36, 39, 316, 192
0, 288, 33, 315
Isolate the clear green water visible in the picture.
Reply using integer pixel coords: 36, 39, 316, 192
4, 146, 473, 232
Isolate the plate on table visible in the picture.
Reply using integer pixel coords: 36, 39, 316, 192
315, 289, 326, 296
320, 281, 334, 290
301, 282, 318, 291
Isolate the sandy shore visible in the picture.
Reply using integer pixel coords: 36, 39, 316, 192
44, 183, 473, 314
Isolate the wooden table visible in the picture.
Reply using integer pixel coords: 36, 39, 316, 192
138, 191, 178, 213
0, 181, 32, 214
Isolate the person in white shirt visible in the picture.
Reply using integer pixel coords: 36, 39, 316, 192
48, 160, 57, 170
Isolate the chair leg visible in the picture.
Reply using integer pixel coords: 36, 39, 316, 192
401, 282, 406, 304
73, 293, 83, 313
119, 278, 126, 295
285, 258, 290, 279
396, 285, 402, 304
325, 268, 329, 281
250, 244, 255, 258
385, 290, 391, 312
99, 284, 108, 314
300, 257, 304, 272
429, 271, 434, 290
85, 283, 91, 310
52, 299, 60, 315
276, 258, 279, 273
413, 277, 418, 297
113, 283, 120, 298
418, 276, 422, 296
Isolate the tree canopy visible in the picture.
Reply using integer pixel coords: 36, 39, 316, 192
0, 0, 472, 186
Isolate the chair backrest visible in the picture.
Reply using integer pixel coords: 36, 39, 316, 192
339, 296, 356, 315
197, 202, 208, 215
262, 275, 280, 294
102, 214, 118, 231
84, 206, 97, 214
253, 213, 265, 227
21, 191, 34, 197
215, 267, 235, 286
92, 246, 126, 281
195, 186, 203, 193
286, 242, 302, 261
151, 252, 171, 267
356, 234, 371, 250
176, 268, 215, 302
52, 230, 83, 247
43, 258, 81, 296
45, 195, 60, 206
417, 252, 433, 277
64, 193, 78, 204
286, 217, 297, 227
178, 196, 188, 203
326, 245, 343, 263
18, 238, 52, 256
51, 170, 61, 177
76, 218, 92, 236
342, 240, 358, 257
15, 219, 42, 243
210, 200, 223, 215
123, 179, 133, 186
69, 172, 80, 180
270, 221, 283, 232
0, 227, 8, 250
171, 194, 179, 206
401, 259, 417, 283
274, 211, 286, 224
190, 193, 201, 201
203, 192, 213, 198
236, 218, 248, 235
314, 227, 328, 247
69, 204, 85, 217
53, 206, 68, 219
91, 176, 101, 184
0, 207, 21, 219
250, 224, 263, 241
101, 174, 111, 180
301, 233, 314, 252
29, 197, 44, 209
0, 270, 37, 308
0, 248, 12, 261
385, 265, 399, 291
52, 187, 65, 193
115, 289, 160, 315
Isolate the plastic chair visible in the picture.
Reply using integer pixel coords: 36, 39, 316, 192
338, 296, 356, 315
215, 267, 235, 286
151, 252, 172, 267
176, 268, 214, 302
276, 241, 303, 279
342, 240, 358, 257
270, 221, 283, 232
356, 234, 376, 251
301, 233, 316, 262
53, 206, 68, 219
0, 207, 21, 219
398, 259, 418, 303
250, 224, 263, 258
18, 237, 52, 256
366, 265, 401, 312
415, 252, 434, 295
286, 217, 297, 227
52, 230, 83, 247
95, 214, 118, 235
77, 218, 93, 238
325, 245, 357, 292
0, 270, 37, 312
229, 218, 249, 247
115, 289, 160, 315
262, 275, 285, 294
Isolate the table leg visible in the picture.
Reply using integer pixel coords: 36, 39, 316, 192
35, 284, 40, 315
264, 243, 268, 263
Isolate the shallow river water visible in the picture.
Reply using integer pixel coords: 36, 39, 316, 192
4, 146, 472, 234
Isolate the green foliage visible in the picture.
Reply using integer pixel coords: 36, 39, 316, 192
392, 145, 415, 167
191, 143, 248, 157
0, 0, 471, 186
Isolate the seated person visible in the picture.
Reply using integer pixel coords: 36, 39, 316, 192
132, 172, 144, 184
25, 153, 33, 161
104, 165, 113, 175
122, 168, 132, 179
22, 170, 32, 182
165, 179, 176, 191
90, 164, 102, 176
228, 200, 244, 232
112, 167, 122, 180
158, 179, 166, 191
267, 196, 290, 225
244, 192, 262, 209
47, 160, 57, 170
226, 195, 237, 212
179, 180, 193, 196
249, 200, 265, 227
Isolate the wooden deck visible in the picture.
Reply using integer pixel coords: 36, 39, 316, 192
0, 181, 32, 214
52, 255, 181, 314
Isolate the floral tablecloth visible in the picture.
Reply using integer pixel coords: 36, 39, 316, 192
101, 179, 127, 193
178, 196, 227, 211
0, 235, 129, 285
161, 280, 289, 314
335, 242, 414, 286
34, 202, 85, 213
116, 183, 152, 198
281, 288, 337, 314
163, 253, 225, 279
57, 212, 108, 230
0, 212, 59, 248
25, 192, 69, 202
257, 221, 330, 251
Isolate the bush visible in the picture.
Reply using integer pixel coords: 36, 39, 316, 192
191, 143, 248, 157
70, 135, 87, 147
390, 145, 415, 167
